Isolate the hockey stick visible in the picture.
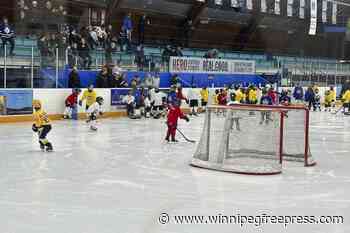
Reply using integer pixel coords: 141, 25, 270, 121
176, 128, 196, 143
332, 106, 343, 115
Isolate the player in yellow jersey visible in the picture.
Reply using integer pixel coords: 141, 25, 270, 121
79, 84, 97, 110
248, 86, 258, 104
200, 87, 209, 112
324, 90, 333, 112
342, 88, 350, 115
329, 86, 336, 111
233, 85, 244, 103
32, 100, 53, 152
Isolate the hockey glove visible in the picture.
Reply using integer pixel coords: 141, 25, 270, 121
32, 124, 38, 132
184, 115, 190, 122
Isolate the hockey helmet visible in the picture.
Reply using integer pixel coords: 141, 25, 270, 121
96, 96, 104, 105
32, 99, 42, 109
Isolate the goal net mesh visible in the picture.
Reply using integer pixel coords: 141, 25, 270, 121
191, 105, 315, 175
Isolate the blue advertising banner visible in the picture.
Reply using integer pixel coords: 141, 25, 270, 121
111, 89, 130, 108
0, 90, 33, 115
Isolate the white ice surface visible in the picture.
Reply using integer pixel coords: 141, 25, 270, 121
0, 112, 349, 233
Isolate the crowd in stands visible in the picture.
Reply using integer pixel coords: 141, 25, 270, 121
68, 64, 160, 89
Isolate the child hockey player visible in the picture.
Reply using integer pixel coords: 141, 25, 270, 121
279, 89, 291, 106
248, 85, 258, 104
165, 100, 190, 142
342, 88, 350, 115
260, 89, 273, 124
32, 100, 53, 152
122, 91, 135, 117
329, 86, 336, 112
86, 96, 104, 131
200, 87, 209, 112
152, 88, 167, 119
79, 85, 97, 110
293, 84, 304, 103
324, 90, 333, 112
144, 94, 152, 118
314, 88, 321, 111
63, 88, 81, 119
187, 85, 201, 116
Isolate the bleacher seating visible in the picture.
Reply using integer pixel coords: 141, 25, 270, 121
1, 36, 350, 75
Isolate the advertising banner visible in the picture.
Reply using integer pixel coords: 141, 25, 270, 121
0, 90, 33, 115
169, 57, 255, 74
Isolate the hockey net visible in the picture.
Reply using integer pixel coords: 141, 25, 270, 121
191, 104, 316, 175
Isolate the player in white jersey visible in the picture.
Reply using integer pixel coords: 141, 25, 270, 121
87, 96, 104, 131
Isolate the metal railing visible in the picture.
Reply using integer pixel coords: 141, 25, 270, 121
0, 44, 349, 88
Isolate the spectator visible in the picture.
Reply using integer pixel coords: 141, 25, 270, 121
118, 28, 129, 52
135, 45, 145, 71
106, 24, 114, 42
138, 14, 149, 45
143, 73, 153, 88
130, 75, 141, 89
105, 41, 117, 65
114, 73, 128, 88
122, 13, 133, 47
96, 65, 111, 88
67, 43, 79, 68
87, 26, 98, 49
204, 49, 219, 59
170, 74, 179, 86
183, 19, 193, 47
0, 17, 15, 56
78, 38, 91, 69
153, 73, 160, 88
175, 46, 183, 57
38, 34, 53, 66
162, 45, 172, 65
68, 28, 81, 46
68, 66, 81, 88
96, 25, 107, 48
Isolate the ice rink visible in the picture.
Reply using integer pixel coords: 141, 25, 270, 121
0, 112, 349, 233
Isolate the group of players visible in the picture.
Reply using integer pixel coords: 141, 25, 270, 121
212, 84, 350, 114
31, 82, 350, 152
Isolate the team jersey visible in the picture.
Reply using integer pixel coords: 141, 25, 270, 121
87, 102, 103, 115
154, 92, 166, 106
342, 90, 350, 103
260, 96, 273, 105
234, 89, 244, 102
187, 88, 200, 101
167, 91, 178, 104
33, 109, 51, 127
213, 94, 219, 105
167, 106, 186, 125
329, 90, 336, 102
248, 89, 257, 102
315, 93, 321, 102
200, 89, 209, 102
65, 93, 79, 106
81, 90, 97, 106
324, 91, 333, 104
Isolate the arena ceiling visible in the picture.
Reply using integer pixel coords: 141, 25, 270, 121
107, 0, 305, 32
